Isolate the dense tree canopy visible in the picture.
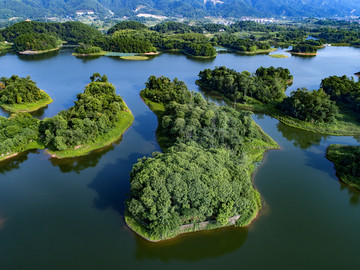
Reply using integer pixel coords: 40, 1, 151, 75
197, 66, 293, 103
0, 75, 47, 105
107, 21, 148, 35
40, 74, 128, 151
13, 33, 61, 52
281, 88, 338, 123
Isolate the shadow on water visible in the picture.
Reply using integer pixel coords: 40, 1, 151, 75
29, 105, 49, 119
75, 55, 102, 63
277, 121, 329, 149
303, 146, 339, 179
131, 111, 159, 142
49, 136, 127, 173
134, 226, 248, 262
87, 152, 145, 215
17, 50, 60, 61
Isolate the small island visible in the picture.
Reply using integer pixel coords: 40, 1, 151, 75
196, 66, 360, 136
326, 145, 360, 190
0, 75, 53, 113
13, 33, 62, 55
288, 44, 318, 56
40, 73, 134, 159
125, 76, 278, 242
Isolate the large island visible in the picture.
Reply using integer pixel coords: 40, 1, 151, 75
125, 76, 278, 242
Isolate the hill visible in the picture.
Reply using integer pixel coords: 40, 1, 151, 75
0, 0, 359, 20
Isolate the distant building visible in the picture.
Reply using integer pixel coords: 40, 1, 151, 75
76, 10, 95, 16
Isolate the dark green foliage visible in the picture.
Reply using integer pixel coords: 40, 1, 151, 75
128, 144, 259, 238
321, 75, 360, 112
141, 76, 192, 104
40, 76, 127, 151
103, 30, 156, 53
0, 75, 46, 104
326, 145, 360, 190
198, 66, 293, 103
150, 22, 203, 34
0, 113, 39, 156
291, 44, 317, 53
281, 88, 338, 123
107, 21, 147, 35
212, 35, 271, 52
0, 21, 102, 45
13, 33, 61, 52
127, 75, 269, 238
74, 44, 102, 54
185, 43, 216, 57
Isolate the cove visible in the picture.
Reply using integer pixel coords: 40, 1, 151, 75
0, 46, 359, 269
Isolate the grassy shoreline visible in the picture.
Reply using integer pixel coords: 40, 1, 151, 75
18, 47, 60, 55
46, 104, 134, 159
126, 93, 278, 242
0, 90, 53, 113
0, 140, 45, 162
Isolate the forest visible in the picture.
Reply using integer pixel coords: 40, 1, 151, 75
326, 145, 360, 190
40, 73, 133, 156
126, 75, 278, 240
0, 75, 52, 112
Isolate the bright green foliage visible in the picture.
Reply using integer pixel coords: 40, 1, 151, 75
198, 66, 293, 103
40, 76, 127, 151
107, 21, 148, 35
0, 113, 39, 156
281, 88, 338, 123
0, 75, 46, 105
13, 33, 61, 52
326, 145, 360, 190
321, 75, 360, 112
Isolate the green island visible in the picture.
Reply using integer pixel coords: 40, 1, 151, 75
0, 73, 133, 162
326, 145, 360, 190
40, 73, 134, 159
196, 66, 360, 136
125, 75, 278, 242
0, 75, 53, 113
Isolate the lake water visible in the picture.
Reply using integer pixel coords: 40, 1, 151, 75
0, 47, 359, 270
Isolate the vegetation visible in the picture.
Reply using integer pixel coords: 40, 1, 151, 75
326, 145, 360, 190
290, 44, 317, 54
197, 66, 360, 135
39, 73, 133, 158
74, 44, 102, 55
0, 75, 52, 112
269, 54, 288, 58
127, 75, 278, 241
0, 113, 43, 161
108, 21, 148, 35
13, 33, 61, 53
281, 88, 338, 123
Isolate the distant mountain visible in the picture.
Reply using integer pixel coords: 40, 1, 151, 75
1, 0, 359, 20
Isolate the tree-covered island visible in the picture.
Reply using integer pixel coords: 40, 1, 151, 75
326, 145, 360, 191
0, 75, 53, 113
196, 66, 360, 136
125, 76, 278, 241
40, 73, 134, 159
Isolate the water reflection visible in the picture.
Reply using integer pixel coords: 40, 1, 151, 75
88, 152, 144, 214
277, 121, 329, 149
340, 184, 360, 206
0, 213, 7, 230
134, 226, 248, 261
0, 150, 37, 174
50, 137, 123, 173
17, 50, 60, 61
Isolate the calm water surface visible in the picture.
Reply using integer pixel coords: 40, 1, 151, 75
0, 47, 359, 270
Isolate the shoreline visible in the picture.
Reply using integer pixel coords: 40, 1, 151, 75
19, 47, 61, 55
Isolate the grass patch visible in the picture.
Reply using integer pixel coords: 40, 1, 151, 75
326, 145, 360, 190
269, 54, 289, 58
238, 48, 277, 55
72, 50, 108, 57
47, 105, 134, 159
19, 47, 60, 55
120, 55, 149, 60
0, 90, 53, 113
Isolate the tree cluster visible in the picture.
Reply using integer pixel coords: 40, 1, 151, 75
0, 75, 46, 105
39, 74, 127, 151
197, 66, 293, 103
280, 88, 338, 123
